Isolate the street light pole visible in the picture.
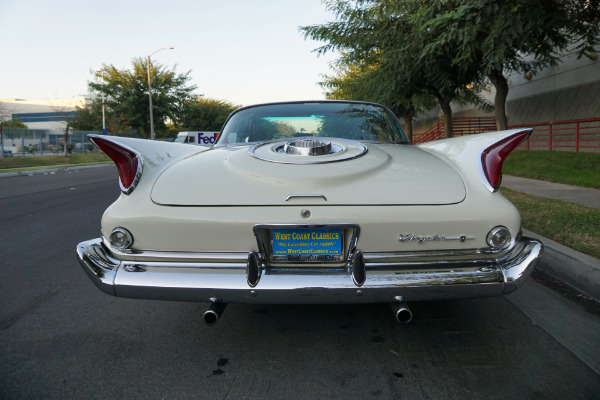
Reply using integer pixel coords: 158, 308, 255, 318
96, 68, 107, 135
147, 46, 174, 140
101, 72, 106, 135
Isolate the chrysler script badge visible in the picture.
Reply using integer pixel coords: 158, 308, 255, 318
399, 234, 471, 244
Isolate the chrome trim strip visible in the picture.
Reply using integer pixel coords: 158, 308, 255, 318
285, 194, 328, 201
100, 231, 520, 263
101, 236, 250, 262
77, 237, 543, 304
363, 248, 509, 262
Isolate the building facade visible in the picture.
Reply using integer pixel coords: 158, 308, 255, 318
413, 51, 600, 134
0, 98, 87, 130
0, 98, 93, 155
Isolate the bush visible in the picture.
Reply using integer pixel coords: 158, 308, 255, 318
26, 144, 39, 154
59, 143, 76, 154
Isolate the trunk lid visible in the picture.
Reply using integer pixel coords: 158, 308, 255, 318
150, 142, 466, 206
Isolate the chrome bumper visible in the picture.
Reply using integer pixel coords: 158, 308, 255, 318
76, 238, 543, 304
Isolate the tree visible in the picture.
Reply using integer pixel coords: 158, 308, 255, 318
177, 98, 239, 131
70, 104, 102, 132
47, 102, 76, 156
305, 0, 600, 135
413, 0, 600, 130
0, 103, 18, 159
88, 58, 197, 138
319, 52, 437, 141
301, 0, 483, 138
0, 119, 27, 128
71, 101, 134, 135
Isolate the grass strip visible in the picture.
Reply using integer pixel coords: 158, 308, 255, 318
504, 150, 600, 189
0, 152, 110, 172
502, 188, 600, 258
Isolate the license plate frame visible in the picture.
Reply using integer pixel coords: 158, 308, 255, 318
253, 224, 360, 267
270, 228, 344, 264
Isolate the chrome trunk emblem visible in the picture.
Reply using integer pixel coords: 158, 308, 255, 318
398, 234, 473, 244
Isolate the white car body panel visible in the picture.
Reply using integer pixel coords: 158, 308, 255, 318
151, 143, 466, 206
96, 130, 524, 253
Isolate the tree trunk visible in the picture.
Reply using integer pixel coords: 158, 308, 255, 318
0, 122, 3, 160
438, 99, 453, 138
488, 67, 509, 130
64, 122, 70, 157
401, 106, 415, 142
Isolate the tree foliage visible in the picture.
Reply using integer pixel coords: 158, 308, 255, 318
318, 53, 437, 141
302, 0, 483, 138
71, 104, 101, 131
302, 0, 600, 135
412, 0, 600, 129
177, 98, 239, 131
87, 58, 197, 138
0, 119, 27, 128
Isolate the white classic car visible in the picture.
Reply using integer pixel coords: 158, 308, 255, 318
77, 101, 543, 325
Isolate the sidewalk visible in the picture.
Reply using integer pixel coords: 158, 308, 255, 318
502, 175, 600, 301
502, 175, 600, 208
0, 163, 112, 178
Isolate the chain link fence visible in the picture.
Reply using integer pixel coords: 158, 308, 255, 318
0, 128, 140, 156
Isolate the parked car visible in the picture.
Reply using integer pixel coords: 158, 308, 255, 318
2, 149, 13, 157
77, 101, 543, 325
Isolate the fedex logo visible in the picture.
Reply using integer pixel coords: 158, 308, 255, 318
199, 132, 219, 145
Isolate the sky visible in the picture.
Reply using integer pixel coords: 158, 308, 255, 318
0, 0, 339, 106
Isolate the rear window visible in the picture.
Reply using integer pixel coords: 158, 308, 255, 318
216, 102, 408, 145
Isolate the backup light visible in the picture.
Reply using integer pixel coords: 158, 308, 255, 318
481, 129, 531, 191
487, 226, 511, 249
89, 136, 143, 194
110, 228, 134, 250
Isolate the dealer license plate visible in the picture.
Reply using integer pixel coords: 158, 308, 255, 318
271, 228, 344, 263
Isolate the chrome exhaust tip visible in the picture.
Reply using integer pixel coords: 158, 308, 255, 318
204, 301, 227, 326
391, 298, 413, 324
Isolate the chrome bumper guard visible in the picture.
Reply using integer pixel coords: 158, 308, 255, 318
76, 238, 543, 304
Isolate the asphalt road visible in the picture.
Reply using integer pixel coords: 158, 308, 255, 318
1, 166, 599, 399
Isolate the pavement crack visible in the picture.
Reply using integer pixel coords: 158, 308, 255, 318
0, 285, 61, 331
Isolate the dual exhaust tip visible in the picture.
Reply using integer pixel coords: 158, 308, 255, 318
392, 301, 413, 324
202, 298, 413, 326
203, 301, 227, 326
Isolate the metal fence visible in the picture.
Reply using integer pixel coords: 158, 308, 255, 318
412, 117, 600, 152
413, 117, 498, 143
1, 128, 105, 156
510, 118, 600, 152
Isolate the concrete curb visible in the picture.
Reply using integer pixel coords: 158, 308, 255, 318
0, 163, 112, 178
525, 229, 600, 302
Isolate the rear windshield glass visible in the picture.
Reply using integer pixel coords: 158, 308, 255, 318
216, 102, 408, 145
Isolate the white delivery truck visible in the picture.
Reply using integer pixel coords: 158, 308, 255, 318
174, 131, 219, 146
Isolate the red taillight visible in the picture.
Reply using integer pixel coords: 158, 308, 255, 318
90, 136, 142, 194
481, 129, 531, 191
